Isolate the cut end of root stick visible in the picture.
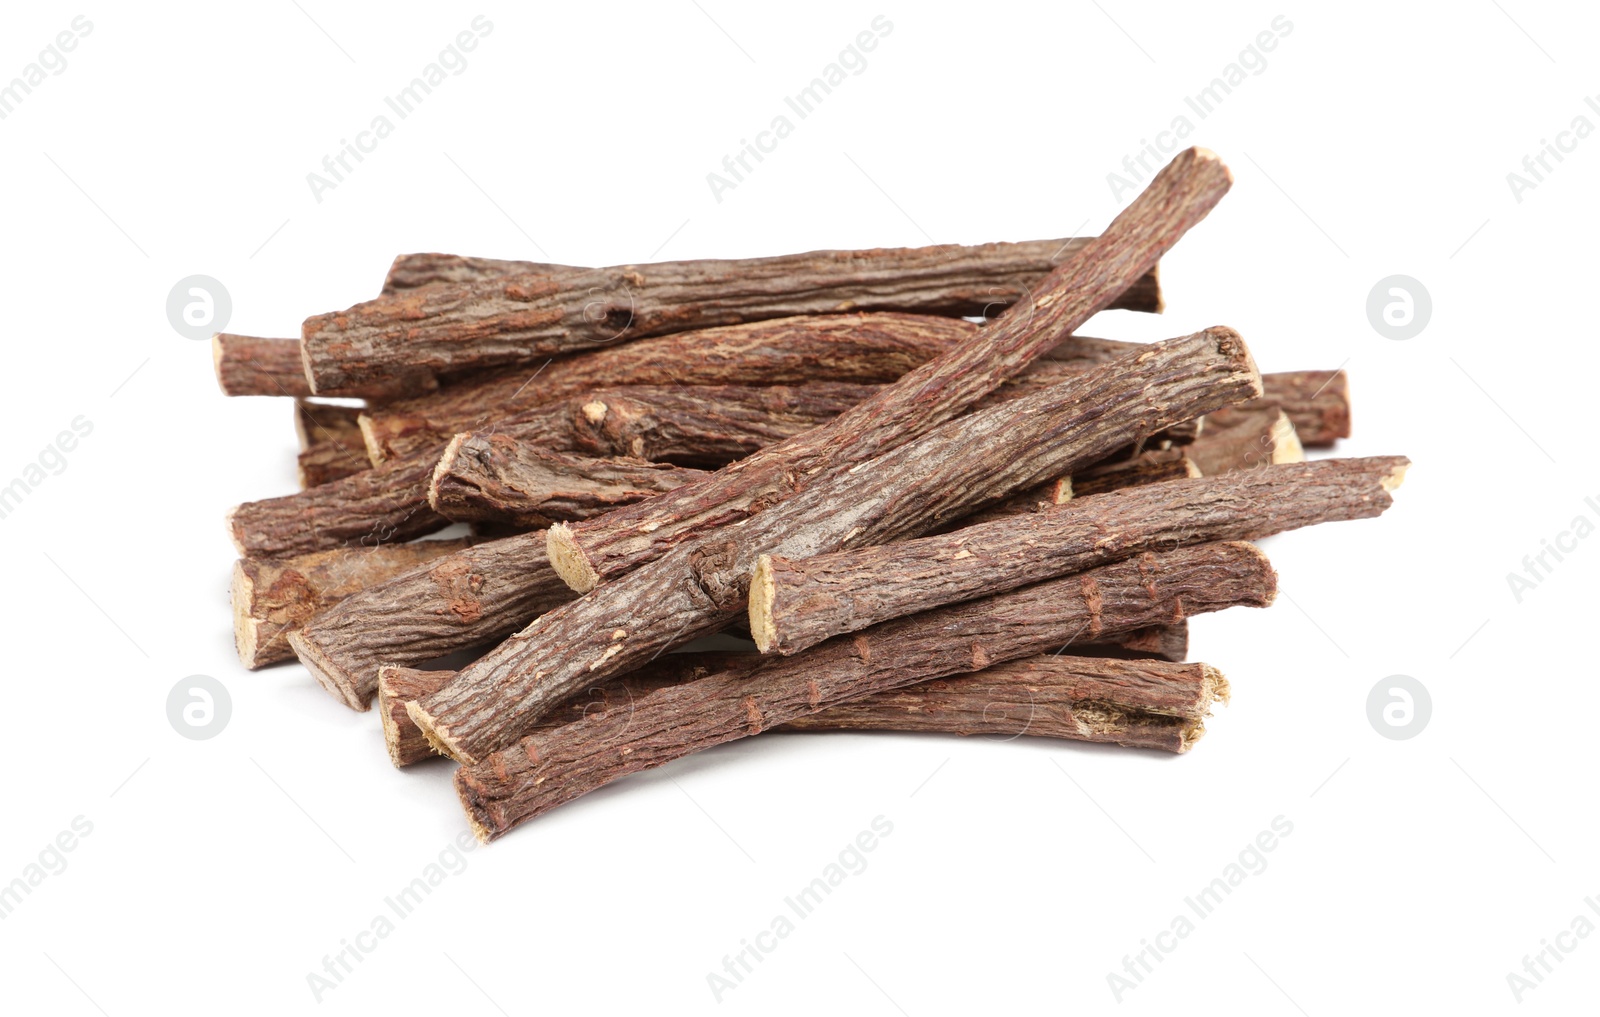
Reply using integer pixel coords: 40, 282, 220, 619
210, 333, 229, 395
1200, 663, 1231, 708
1381, 458, 1411, 492
223, 504, 248, 556
404, 700, 471, 764
1207, 326, 1263, 399
230, 560, 265, 669
454, 770, 498, 845
748, 555, 779, 653
286, 629, 372, 712
547, 523, 601, 593
1270, 410, 1305, 465
356, 413, 388, 465
428, 433, 470, 513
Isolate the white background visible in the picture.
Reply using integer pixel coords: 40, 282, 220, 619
1, 2, 1595, 1013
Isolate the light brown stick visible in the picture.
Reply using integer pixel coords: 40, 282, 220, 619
211, 334, 436, 401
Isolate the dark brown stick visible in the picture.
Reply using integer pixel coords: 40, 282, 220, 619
379, 651, 1225, 767
451, 541, 1275, 839
749, 456, 1406, 656
357, 313, 978, 462
287, 534, 577, 710
547, 150, 1232, 593
1186, 406, 1303, 476
304, 238, 1163, 393
429, 439, 709, 529
211, 334, 436, 401
228, 382, 871, 559
414, 325, 1261, 764
1070, 447, 1199, 498
231, 539, 475, 668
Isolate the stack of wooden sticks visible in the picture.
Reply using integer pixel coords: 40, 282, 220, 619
220, 148, 1406, 842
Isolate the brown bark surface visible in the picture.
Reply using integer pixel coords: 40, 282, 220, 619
211, 333, 435, 400
430, 439, 709, 528
381, 254, 585, 295
304, 237, 1162, 392
1070, 447, 1200, 498
294, 401, 370, 488
357, 313, 978, 462
380, 651, 1224, 767
231, 539, 474, 668
1187, 406, 1304, 476
418, 325, 1261, 763
751, 456, 1406, 656
548, 149, 1234, 592
287, 533, 577, 710
229, 382, 868, 559
451, 541, 1276, 839
1239, 369, 1350, 446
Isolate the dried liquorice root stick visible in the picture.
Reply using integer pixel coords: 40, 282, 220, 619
1186, 406, 1304, 476
452, 541, 1276, 839
359, 313, 978, 462
776, 655, 1229, 752
294, 401, 370, 488
211, 334, 435, 401
1070, 447, 1199, 498
232, 539, 475, 669
750, 456, 1406, 656
380, 253, 586, 295
229, 381, 871, 558
304, 237, 1162, 393
413, 326, 1261, 764
548, 147, 1233, 592
429, 439, 709, 529
379, 649, 1223, 767
288, 533, 577, 710
1236, 369, 1349, 447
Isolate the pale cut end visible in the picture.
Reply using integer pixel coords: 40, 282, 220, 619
224, 504, 248, 556
299, 335, 327, 396
455, 771, 496, 845
1200, 663, 1231, 707
428, 433, 470, 513
1179, 456, 1202, 480
210, 333, 229, 394
231, 560, 265, 669
404, 700, 470, 763
547, 523, 601, 593
285, 629, 372, 712
1270, 411, 1305, 465
748, 555, 778, 653
1381, 459, 1410, 492
1176, 719, 1207, 754
1147, 262, 1165, 315
356, 413, 387, 465
375, 672, 407, 768
1051, 477, 1073, 504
